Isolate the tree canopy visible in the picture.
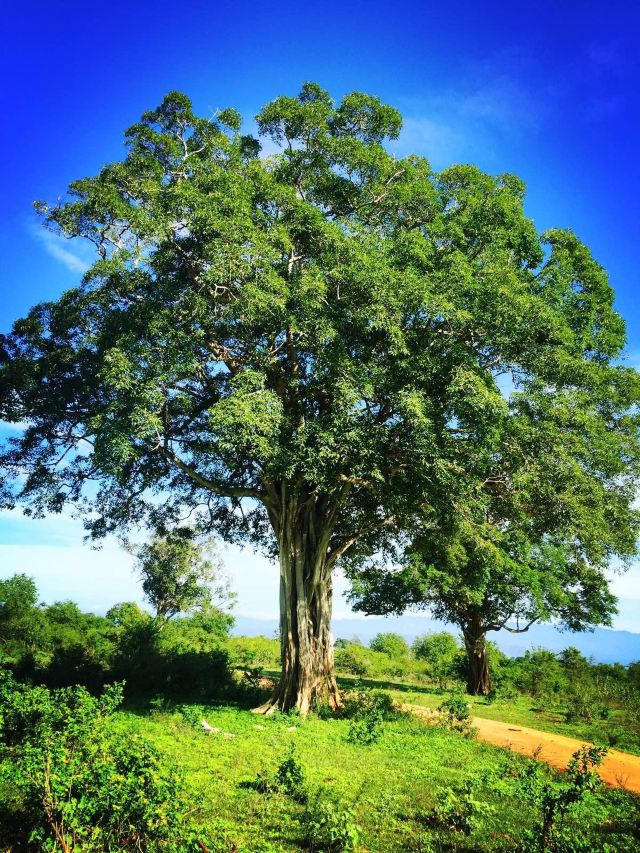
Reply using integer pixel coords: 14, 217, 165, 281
1, 83, 638, 710
127, 529, 234, 622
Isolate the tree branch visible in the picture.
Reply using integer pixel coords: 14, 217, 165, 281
158, 447, 263, 500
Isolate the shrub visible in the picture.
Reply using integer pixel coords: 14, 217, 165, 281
302, 788, 359, 852
515, 745, 607, 852
342, 688, 397, 746
274, 744, 306, 800
255, 744, 307, 802
342, 688, 398, 721
334, 645, 371, 677
314, 699, 337, 720
412, 632, 462, 688
437, 693, 476, 736
226, 634, 280, 668
0, 674, 187, 851
425, 778, 493, 835
347, 714, 382, 745
369, 632, 410, 659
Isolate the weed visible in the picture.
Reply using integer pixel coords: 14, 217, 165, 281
302, 787, 359, 852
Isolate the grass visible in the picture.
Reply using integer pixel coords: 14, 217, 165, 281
382, 687, 640, 756
114, 696, 638, 853
260, 669, 640, 757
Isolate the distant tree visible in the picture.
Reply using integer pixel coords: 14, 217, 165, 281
0, 574, 47, 656
412, 632, 461, 687
2, 84, 639, 712
127, 530, 234, 623
369, 632, 410, 658
558, 647, 590, 677
349, 513, 620, 695
105, 601, 151, 629
627, 661, 640, 690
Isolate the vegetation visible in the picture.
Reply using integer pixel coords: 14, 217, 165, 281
0, 675, 188, 852
3, 83, 639, 713
127, 529, 235, 623
1, 580, 639, 849
2, 677, 638, 852
1, 77, 639, 850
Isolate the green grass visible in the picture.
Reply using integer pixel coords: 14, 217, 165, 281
114, 698, 638, 852
384, 686, 640, 756
258, 667, 640, 756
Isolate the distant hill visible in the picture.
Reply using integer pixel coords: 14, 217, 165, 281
232, 614, 640, 665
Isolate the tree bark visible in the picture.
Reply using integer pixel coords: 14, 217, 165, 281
462, 620, 491, 696
253, 492, 341, 714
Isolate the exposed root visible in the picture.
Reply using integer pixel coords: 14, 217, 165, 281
251, 699, 280, 715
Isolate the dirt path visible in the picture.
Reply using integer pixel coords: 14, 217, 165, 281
407, 704, 640, 794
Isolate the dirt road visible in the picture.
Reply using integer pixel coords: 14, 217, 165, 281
408, 704, 640, 794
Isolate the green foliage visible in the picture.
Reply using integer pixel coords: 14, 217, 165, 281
412, 631, 462, 687
127, 529, 235, 622
226, 634, 280, 668
437, 693, 476, 737
57, 697, 637, 853
346, 713, 383, 745
334, 644, 372, 677
302, 788, 359, 852
515, 745, 608, 852
273, 744, 307, 800
342, 688, 398, 722
0, 574, 48, 658
342, 687, 397, 745
3, 83, 639, 713
369, 632, 410, 658
254, 744, 307, 803
0, 675, 187, 851
438, 693, 471, 722
425, 777, 494, 835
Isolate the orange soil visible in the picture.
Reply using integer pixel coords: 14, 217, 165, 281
407, 704, 640, 794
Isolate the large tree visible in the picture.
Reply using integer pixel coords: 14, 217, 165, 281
1, 84, 638, 712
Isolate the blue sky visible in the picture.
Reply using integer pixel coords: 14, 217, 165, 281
1, 1, 639, 633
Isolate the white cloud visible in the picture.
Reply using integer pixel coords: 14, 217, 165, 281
29, 222, 94, 274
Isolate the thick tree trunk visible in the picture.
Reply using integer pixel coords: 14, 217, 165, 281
463, 622, 491, 696
253, 495, 341, 714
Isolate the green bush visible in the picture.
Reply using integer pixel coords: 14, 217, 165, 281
347, 713, 382, 745
412, 632, 462, 688
425, 778, 493, 835
0, 674, 188, 851
254, 744, 308, 802
342, 688, 397, 746
274, 744, 307, 800
302, 788, 359, 852
226, 634, 280, 668
437, 693, 476, 736
515, 745, 607, 852
369, 632, 410, 659
342, 688, 398, 721
334, 645, 372, 677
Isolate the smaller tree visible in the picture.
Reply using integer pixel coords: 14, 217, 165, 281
0, 574, 48, 657
368, 632, 410, 659
412, 632, 462, 688
127, 529, 235, 624
348, 521, 617, 695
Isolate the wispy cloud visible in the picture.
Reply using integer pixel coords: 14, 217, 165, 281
391, 69, 546, 169
29, 222, 94, 274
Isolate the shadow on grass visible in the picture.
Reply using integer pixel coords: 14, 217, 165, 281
259, 667, 448, 697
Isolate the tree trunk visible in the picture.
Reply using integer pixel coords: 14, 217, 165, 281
463, 621, 491, 696
254, 494, 341, 715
